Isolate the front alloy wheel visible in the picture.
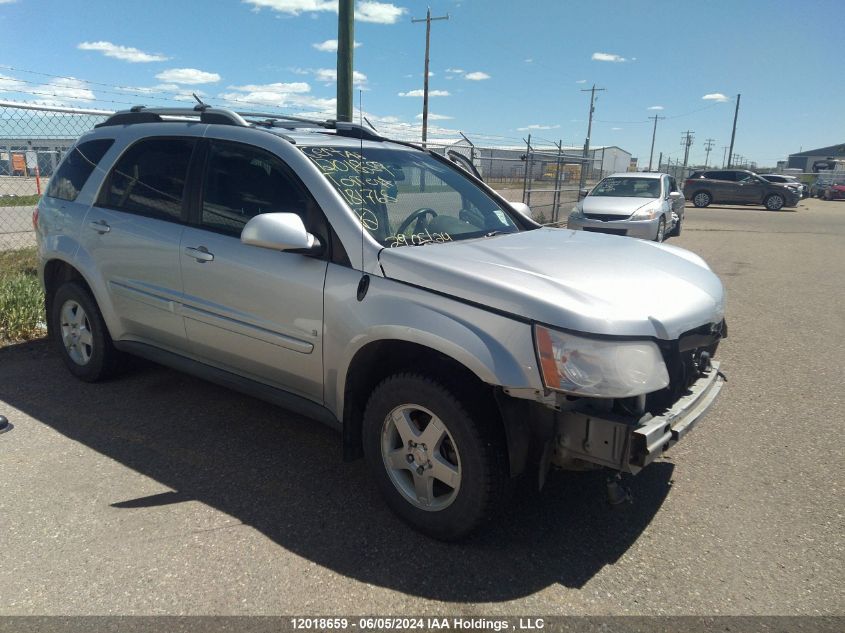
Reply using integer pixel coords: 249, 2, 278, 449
693, 192, 711, 208
654, 217, 666, 242
765, 194, 785, 210
381, 404, 462, 511
363, 373, 507, 540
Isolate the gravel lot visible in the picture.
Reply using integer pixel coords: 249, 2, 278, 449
0, 197, 843, 616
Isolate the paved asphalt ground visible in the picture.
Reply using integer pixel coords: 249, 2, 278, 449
0, 197, 842, 616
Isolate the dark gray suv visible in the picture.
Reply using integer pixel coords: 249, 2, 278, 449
684, 169, 800, 210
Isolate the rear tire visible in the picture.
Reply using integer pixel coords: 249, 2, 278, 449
764, 193, 785, 210
50, 281, 122, 382
692, 191, 711, 208
362, 373, 508, 541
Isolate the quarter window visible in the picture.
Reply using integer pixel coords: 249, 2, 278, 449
46, 139, 114, 202
100, 138, 195, 221
201, 141, 309, 236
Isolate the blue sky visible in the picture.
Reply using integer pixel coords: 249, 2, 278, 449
1, 0, 842, 166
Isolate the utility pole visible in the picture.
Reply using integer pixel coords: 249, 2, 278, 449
336, 0, 354, 122
722, 146, 729, 168
647, 114, 665, 171
579, 84, 606, 188
657, 151, 663, 172
726, 93, 741, 168
412, 8, 449, 146
703, 138, 715, 169
681, 130, 695, 177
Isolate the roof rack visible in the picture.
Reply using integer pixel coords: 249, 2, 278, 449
96, 105, 250, 128
94, 105, 386, 142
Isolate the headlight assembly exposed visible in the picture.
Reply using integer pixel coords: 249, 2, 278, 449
534, 325, 669, 398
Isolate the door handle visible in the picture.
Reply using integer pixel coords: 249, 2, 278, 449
184, 246, 214, 263
88, 220, 111, 234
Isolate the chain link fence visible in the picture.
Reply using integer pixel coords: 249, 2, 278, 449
1, 101, 633, 252
1, 102, 109, 251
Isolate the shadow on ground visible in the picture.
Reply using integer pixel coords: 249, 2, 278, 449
0, 339, 674, 602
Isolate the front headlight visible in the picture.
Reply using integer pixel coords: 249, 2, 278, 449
534, 325, 669, 398
569, 206, 584, 218
630, 205, 661, 220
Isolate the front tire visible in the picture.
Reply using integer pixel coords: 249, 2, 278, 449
765, 193, 785, 210
362, 373, 507, 541
50, 281, 122, 382
669, 214, 682, 237
692, 191, 711, 208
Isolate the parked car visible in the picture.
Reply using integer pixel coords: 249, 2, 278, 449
809, 175, 833, 198
759, 174, 808, 198
684, 169, 800, 210
822, 180, 845, 201
36, 106, 727, 540
567, 173, 683, 241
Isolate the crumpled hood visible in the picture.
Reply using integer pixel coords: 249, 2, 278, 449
378, 228, 726, 339
581, 196, 656, 216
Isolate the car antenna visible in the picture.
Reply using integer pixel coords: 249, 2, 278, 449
363, 116, 378, 132
192, 93, 209, 110
356, 89, 370, 302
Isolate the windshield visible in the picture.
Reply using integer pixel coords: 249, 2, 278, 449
591, 176, 661, 198
300, 145, 520, 247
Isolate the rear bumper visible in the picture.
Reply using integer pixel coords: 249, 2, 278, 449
552, 361, 724, 474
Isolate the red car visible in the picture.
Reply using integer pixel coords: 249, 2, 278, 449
822, 182, 845, 200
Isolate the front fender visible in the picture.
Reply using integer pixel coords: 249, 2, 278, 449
323, 265, 542, 421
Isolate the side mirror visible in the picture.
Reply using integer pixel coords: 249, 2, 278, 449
241, 213, 322, 254
578, 188, 590, 200
669, 191, 682, 200
509, 201, 533, 219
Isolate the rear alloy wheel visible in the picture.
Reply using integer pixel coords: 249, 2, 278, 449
50, 281, 122, 382
363, 373, 507, 540
692, 191, 711, 208
654, 217, 666, 242
765, 193, 785, 210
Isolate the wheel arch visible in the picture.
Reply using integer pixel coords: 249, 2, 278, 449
43, 258, 97, 337
340, 338, 542, 478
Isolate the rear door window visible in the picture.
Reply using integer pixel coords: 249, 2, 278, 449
99, 138, 196, 222
46, 139, 114, 201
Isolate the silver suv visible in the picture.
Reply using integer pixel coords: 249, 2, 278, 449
36, 106, 727, 540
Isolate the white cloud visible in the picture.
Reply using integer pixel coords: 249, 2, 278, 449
702, 93, 729, 102
445, 68, 465, 74
243, 0, 335, 15
155, 68, 221, 84
77, 41, 169, 63
21, 77, 97, 106
219, 80, 336, 113
516, 123, 560, 131
357, 1, 406, 23
398, 89, 450, 97
415, 113, 453, 120
243, 0, 405, 23
312, 38, 361, 52
313, 68, 367, 85
612, 127, 622, 131
464, 71, 490, 81
592, 52, 627, 63
0, 73, 27, 93
575, 79, 587, 84
228, 81, 311, 94
647, 105, 664, 110
524, 58, 533, 63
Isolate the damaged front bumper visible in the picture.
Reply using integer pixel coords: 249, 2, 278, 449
552, 361, 725, 474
